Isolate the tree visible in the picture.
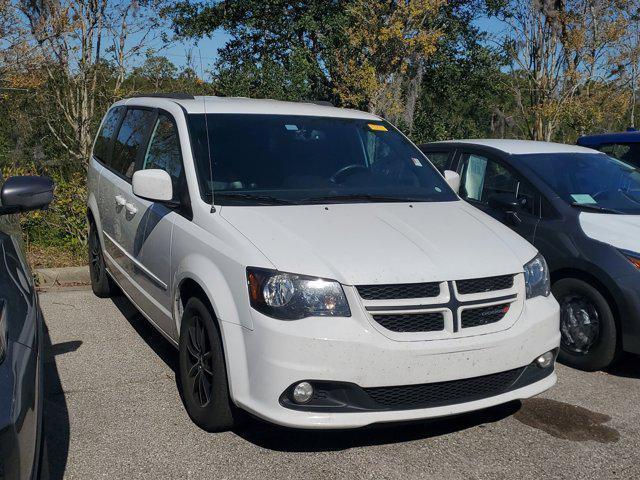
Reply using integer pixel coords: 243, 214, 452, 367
3, 0, 166, 166
168, 0, 346, 101
499, 0, 627, 141
333, 0, 443, 132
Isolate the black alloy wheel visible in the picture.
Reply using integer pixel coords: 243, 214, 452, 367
185, 314, 214, 407
178, 296, 239, 431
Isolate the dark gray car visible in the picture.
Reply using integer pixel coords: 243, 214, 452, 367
0, 176, 54, 480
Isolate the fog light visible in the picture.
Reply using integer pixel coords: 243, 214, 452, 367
536, 351, 554, 369
292, 381, 314, 404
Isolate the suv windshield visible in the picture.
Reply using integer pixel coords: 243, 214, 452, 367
187, 114, 456, 205
518, 153, 640, 214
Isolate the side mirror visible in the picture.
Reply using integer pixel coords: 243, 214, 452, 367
0, 176, 54, 215
132, 169, 173, 202
444, 170, 461, 194
488, 193, 520, 212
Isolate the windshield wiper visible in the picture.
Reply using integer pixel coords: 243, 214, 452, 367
570, 202, 623, 214
301, 193, 424, 204
213, 193, 296, 205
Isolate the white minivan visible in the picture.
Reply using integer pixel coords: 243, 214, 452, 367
87, 94, 560, 430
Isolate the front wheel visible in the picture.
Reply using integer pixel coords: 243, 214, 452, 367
553, 278, 620, 371
178, 297, 238, 431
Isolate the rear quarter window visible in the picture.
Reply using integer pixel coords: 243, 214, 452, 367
93, 106, 125, 165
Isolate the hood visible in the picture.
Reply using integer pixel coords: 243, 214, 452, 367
221, 201, 537, 285
579, 212, 640, 253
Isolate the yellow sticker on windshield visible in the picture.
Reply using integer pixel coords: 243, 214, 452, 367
368, 123, 388, 132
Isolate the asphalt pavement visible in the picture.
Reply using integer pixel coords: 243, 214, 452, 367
39, 289, 640, 479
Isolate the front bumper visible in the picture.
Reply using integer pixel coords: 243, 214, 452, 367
614, 273, 640, 355
221, 295, 560, 429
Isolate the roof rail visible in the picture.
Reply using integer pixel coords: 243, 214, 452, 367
304, 100, 334, 107
128, 93, 195, 100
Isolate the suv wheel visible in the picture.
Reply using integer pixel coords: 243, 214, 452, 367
178, 297, 237, 431
553, 278, 619, 371
88, 221, 115, 298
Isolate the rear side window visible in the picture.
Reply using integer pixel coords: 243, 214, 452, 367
111, 109, 156, 179
93, 107, 124, 164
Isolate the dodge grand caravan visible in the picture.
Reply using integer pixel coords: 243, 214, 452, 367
87, 95, 560, 430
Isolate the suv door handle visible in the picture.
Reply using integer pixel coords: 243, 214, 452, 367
115, 195, 126, 207
125, 203, 138, 215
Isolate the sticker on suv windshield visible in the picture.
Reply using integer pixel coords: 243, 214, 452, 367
285, 124, 299, 131
368, 123, 388, 132
411, 157, 423, 167
571, 194, 597, 204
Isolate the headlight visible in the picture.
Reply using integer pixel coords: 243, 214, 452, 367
523, 253, 550, 299
0, 301, 7, 364
620, 249, 640, 269
246, 268, 351, 320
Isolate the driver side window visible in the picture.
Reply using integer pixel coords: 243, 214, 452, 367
459, 153, 537, 215
142, 113, 184, 201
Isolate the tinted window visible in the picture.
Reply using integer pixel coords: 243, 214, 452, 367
595, 142, 640, 167
142, 114, 183, 200
459, 153, 536, 215
187, 114, 457, 205
423, 152, 450, 172
93, 107, 124, 164
112, 109, 155, 179
518, 152, 640, 214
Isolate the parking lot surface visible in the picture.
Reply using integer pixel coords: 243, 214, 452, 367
40, 289, 640, 479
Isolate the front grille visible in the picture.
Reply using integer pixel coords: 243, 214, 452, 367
372, 312, 444, 333
364, 367, 524, 409
461, 303, 510, 328
357, 282, 440, 300
456, 274, 514, 295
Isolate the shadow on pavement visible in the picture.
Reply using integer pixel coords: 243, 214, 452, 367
235, 400, 522, 452
111, 294, 178, 372
605, 353, 640, 379
41, 324, 80, 480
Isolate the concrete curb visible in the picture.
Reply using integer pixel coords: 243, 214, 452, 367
35, 265, 91, 289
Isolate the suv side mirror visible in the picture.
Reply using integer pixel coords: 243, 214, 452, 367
443, 170, 461, 194
132, 169, 173, 202
0, 176, 54, 215
488, 193, 520, 212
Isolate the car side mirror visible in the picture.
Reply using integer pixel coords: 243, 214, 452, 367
0, 176, 55, 215
444, 170, 461, 194
488, 193, 520, 212
132, 169, 173, 202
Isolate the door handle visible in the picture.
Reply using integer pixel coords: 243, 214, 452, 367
114, 195, 126, 207
125, 203, 138, 215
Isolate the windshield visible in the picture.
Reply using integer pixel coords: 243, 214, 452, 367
518, 153, 640, 214
187, 114, 457, 205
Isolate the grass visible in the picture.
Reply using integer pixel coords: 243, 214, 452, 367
26, 243, 87, 269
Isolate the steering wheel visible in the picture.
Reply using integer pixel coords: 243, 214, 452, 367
591, 190, 608, 201
331, 164, 369, 184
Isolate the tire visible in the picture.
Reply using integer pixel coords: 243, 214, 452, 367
88, 220, 115, 298
178, 297, 237, 432
553, 278, 620, 371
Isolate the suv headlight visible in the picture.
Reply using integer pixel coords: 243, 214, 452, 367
620, 249, 640, 270
523, 253, 550, 299
246, 268, 351, 320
